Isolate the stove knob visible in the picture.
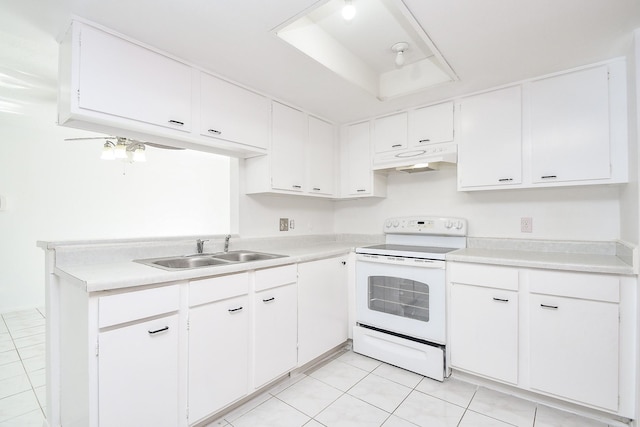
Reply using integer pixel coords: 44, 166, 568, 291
393, 220, 400, 227
455, 221, 463, 229
445, 220, 453, 229
385, 220, 392, 229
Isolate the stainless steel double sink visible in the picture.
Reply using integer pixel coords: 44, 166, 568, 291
134, 250, 286, 271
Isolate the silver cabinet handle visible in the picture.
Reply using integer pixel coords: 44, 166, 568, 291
313, 187, 321, 191
357, 189, 367, 192
540, 304, 559, 309
168, 120, 184, 126
492, 297, 509, 302
498, 178, 513, 182
228, 306, 244, 313
262, 297, 275, 303
207, 129, 222, 135
148, 326, 169, 335
292, 185, 302, 189
392, 144, 402, 148
541, 175, 557, 179
419, 139, 431, 143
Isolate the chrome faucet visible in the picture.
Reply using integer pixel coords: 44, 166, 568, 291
224, 234, 231, 252
196, 239, 208, 254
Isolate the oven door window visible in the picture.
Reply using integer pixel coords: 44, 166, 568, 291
368, 276, 429, 322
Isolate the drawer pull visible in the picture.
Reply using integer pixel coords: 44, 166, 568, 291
262, 297, 275, 303
498, 178, 513, 182
292, 185, 302, 189
207, 129, 222, 135
168, 120, 185, 126
313, 188, 321, 191
392, 144, 402, 148
540, 304, 559, 310
419, 139, 430, 143
148, 326, 169, 335
357, 189, 367, 192
492, 297, 509, 302
228, 306, 244, 313
540, 175, 557, 179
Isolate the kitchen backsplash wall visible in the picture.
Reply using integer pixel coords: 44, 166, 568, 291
0, 105, 231, 312
333, 164, 622, 241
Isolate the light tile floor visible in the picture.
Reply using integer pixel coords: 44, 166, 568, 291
0, 308, 624, 427
209, 350, 620, 427
0, 308, 46, 426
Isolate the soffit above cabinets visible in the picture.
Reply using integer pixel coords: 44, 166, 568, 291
275, 0, 458, 100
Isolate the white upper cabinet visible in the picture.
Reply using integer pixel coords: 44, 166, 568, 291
457, 59, 627, 191
458, 86, 523, 189
76, 23, 192, 132
408, 101, 454, 146
200, 73, 269, 150
373, 113, 408, 153
530, 65, 611, 184
271, 102, 307, 192
307, 116, 335, 196
341, 121, 387, 198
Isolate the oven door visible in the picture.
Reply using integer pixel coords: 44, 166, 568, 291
356, 254, 445, 344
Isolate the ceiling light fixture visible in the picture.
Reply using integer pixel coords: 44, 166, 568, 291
100, 141, 116, 160
342, 0, 356, 21
392, 42, 409, 67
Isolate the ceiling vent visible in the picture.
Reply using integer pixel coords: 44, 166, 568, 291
275, 0, 458, 101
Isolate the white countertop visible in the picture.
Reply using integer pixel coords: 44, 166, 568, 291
54, 241, 366, 292
447, 247, 636, 275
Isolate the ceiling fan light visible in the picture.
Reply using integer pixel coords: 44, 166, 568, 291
100, 141, 115, 160
342, 0, 356, 20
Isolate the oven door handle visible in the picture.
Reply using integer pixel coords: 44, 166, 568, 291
356, 253, 445, 268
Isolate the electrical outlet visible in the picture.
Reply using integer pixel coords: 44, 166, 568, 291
279, 218, 289, 231
521, 217, 533, 233
289, 219, 295, 230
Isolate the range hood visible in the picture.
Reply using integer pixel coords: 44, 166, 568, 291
372, 142, 457, 172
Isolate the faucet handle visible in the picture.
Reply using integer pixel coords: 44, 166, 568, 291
196, 239, 209, 254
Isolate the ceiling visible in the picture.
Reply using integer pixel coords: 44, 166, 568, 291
1, 0, 640, 124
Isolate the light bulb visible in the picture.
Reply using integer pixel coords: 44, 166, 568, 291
395, 51, 405, 67
100, 142, 115, 160
114, 142, 128, 159
132, 145, 146, 162
342, 0, 356, 20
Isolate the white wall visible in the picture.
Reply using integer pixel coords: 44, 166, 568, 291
0, 105, 231, 312
334, 164, 622, 241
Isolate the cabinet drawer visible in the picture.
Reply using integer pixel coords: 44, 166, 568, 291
99, 285, 180, 328
529, 270, 619, 303
189, 272, 249, 307
255, 264, 297, 292
448, 263, 518, 291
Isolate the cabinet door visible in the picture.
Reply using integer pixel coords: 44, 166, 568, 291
458, 86, 522, 189
373, 113, 407, 153
78, 25, 191, 131
449, 284, 518, 384
529, 294, 619, 410
271, 102, 306, 192
307, 116, 335, 196
98, 314, 180, 427
188, 295, 249, 423
345, 122, 373, 195
200, 73, 269, 149
409, 102, 454, 146
254, 283, 297, 388
297, 257, 348, 366
530, 65, 611, 184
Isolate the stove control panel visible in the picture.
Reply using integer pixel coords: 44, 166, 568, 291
383, 216, 467, 236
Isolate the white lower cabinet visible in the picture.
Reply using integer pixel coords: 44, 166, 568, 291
187, 273, 250, 424
528, 270, 620, 410
99, 314, 180, 427
297, 256, 349, 366
449, 283, 518, 384
253, 266, 298, 388
447, 262, 633, 416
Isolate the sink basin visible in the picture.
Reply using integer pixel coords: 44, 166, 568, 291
134, 250, 286, 271
212, 250, 286, 262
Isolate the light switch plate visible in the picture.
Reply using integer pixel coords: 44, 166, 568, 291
279, 218, 289, 231
521, 217, 532, 233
